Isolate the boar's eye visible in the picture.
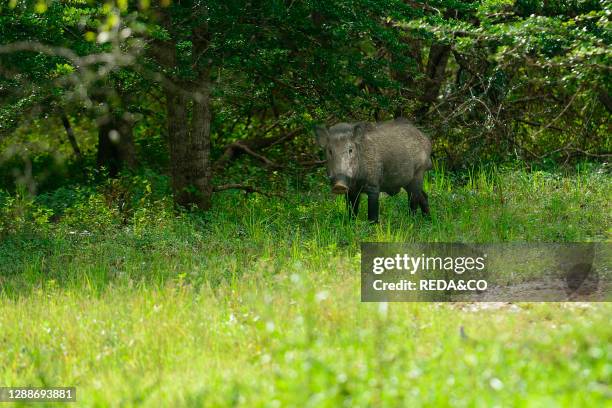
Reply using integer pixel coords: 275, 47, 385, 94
349, 148, 353, 154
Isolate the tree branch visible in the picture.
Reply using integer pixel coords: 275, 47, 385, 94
213, 128, 302, 171
213, 184, 281, 197
516, 119, 563, 132
298, 159, 326, 167
233, 142, 278, 167
59, 111, 83, 160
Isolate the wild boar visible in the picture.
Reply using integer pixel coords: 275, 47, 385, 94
315, 118, 432, 223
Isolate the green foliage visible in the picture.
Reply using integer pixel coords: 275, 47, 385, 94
2, 0, 610, 169
0, 188, 52, 238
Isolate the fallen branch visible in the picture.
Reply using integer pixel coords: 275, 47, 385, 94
213, 183, 281, 197
213, 127, 303, 171
232, 142, 278, 167
565, 148, 612, 158
298, 159, 326, 167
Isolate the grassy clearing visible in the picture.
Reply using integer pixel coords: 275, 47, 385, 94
0, 165, 610, 406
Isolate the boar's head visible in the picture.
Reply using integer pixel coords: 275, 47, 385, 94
315, 122, 366, 194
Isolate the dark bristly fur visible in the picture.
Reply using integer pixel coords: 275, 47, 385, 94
315, 118, 432, 223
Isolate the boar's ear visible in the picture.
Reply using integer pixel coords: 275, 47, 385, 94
352, 122, 367, 144
314, 125, 329, 148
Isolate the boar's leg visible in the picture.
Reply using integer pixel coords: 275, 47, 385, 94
419, 190, 430, 215
406, 186, 419, 214
366, 188, 380, 223
406, 178, 429, 216
346, 191, 360, 218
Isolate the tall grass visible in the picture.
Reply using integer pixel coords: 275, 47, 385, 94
0, 164, 610, 406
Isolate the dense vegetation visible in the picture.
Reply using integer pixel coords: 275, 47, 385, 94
1, 0, 610, 206
0, 1, 610, 406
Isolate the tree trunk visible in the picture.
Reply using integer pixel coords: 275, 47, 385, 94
97, 113, 137, 177
165, 80, 213, 210
190, 82, 213, 209
117, 116, 138, 170
152, 12, 214, 210
598, 90, 612, 114
97, 119, 120, 177
415, 43, 451, 121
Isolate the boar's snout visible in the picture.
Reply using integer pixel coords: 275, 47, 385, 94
331, 175, 349, 194
332, 183, 349, 194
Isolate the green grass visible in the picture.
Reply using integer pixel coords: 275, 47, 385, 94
0, 165, 610, 406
